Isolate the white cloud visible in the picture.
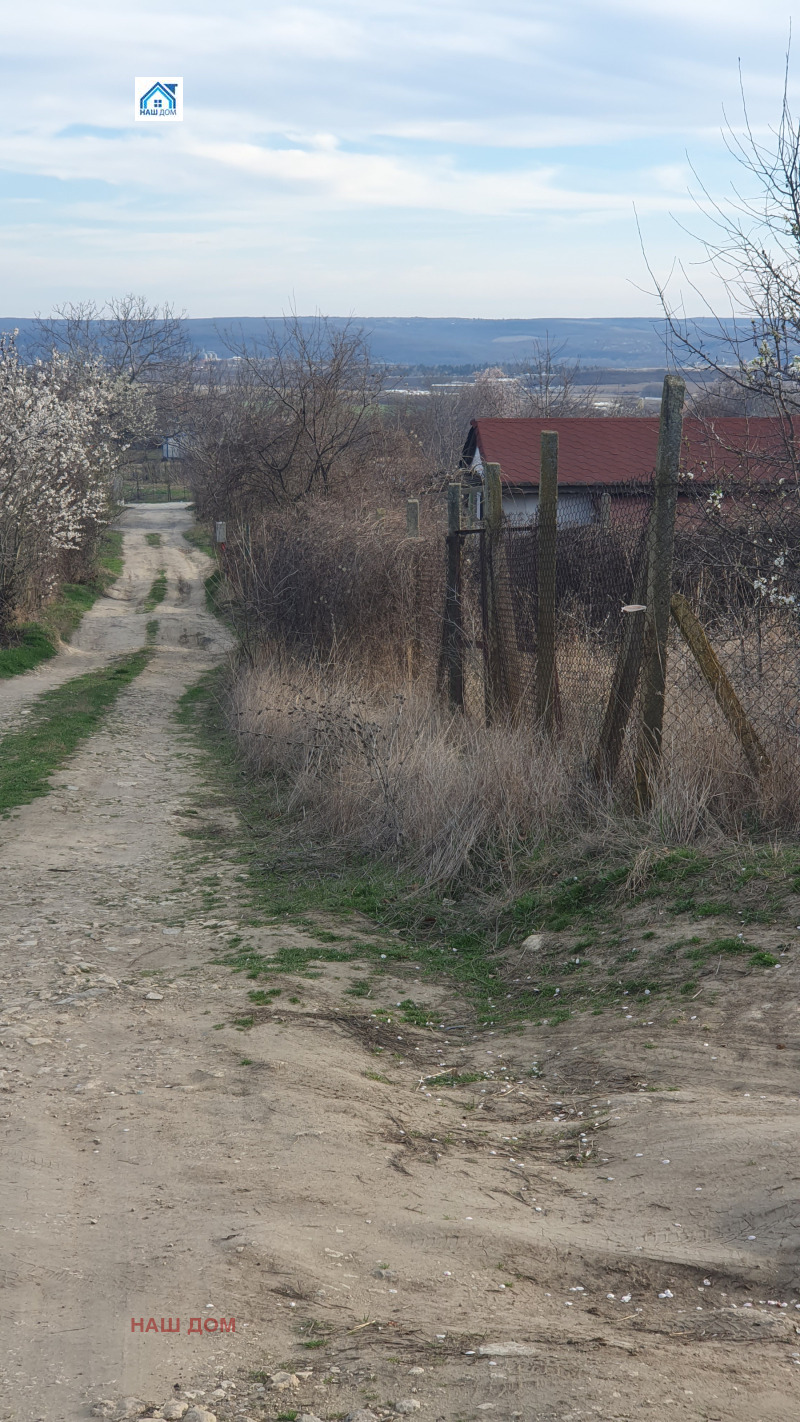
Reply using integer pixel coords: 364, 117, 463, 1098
0, 0, 795, 312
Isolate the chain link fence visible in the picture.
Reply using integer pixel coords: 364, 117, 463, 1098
432, 471, 800, 816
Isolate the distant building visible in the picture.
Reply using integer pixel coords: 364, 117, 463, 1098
461, 415, 798, 526
161, 434, 187, 460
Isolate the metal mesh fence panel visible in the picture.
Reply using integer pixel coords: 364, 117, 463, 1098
454, 483, 654, 757
445, 474, 800, 815
667, 478, 800, 804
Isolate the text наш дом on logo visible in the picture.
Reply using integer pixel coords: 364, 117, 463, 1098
135, 78, 183, 122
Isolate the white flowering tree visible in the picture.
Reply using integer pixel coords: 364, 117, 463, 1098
0, 335, 150, 637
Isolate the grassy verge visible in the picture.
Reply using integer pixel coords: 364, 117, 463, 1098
183, 523, 214, 557
177, 670, 800, 1033
0, 530, 124, 680
145, 532, 162, 548
0, 649, 152, 814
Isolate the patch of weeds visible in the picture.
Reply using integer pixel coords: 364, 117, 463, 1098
513, 866, 629, 933
424, 1071, 487, 1087
397, 998, 442, 1027
364, 1071, 391, 1083
694, 902, 726, 918
145, 532, 162, 547
680, 981, 699, 995
650, 848, 710, 886
0, 650, 152, 813
247, 988, 281, 1004
232, 1015, 254, 1030
240, 1057, 253, 1065
622, 978, 663, 997
183, 522, 215, 556
145, 618, 159, 644
204, 568, 229, 620
142, 570, 167, 612
685, 937, 759, 965
750, 951, 779, 967
641, 931, 656, 941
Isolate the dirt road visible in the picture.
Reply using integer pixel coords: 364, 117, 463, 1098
1, 504, 800, 1422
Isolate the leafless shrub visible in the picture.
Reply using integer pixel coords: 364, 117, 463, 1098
219, 498, 445, 672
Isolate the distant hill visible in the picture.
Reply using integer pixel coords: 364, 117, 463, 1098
0, 315, 741, 369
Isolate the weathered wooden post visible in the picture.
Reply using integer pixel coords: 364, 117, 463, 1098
670, 592, 770, 778
482, 462, 521, 723
483, 462, 504, 723
592, 541, 648, 786
444, 482, 464, 710
536, 431, 560, 733
467, 483, 480, 528
634, 374, 686, 811
405, 497, 421, 684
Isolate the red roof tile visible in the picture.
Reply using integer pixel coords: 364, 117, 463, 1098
466, 416, 800, 487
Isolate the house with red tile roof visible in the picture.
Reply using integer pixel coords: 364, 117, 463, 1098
461, 416, 799, 525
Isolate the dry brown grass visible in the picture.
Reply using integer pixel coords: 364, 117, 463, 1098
225, 648, 797, 886
218, 491, 800, 883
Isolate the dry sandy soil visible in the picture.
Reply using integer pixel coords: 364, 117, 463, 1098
1, 505, 800, 1422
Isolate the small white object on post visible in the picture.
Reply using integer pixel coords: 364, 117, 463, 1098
215, 521, 226, 545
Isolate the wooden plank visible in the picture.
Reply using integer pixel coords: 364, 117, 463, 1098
670, 592, 770, 777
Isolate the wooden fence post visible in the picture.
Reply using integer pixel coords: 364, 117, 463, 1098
482, 462, 522, 723
670, 592, 770, 778
634, 373, 686, 811
536, 431, 560, 733
405, 498, 420, 683
592, 535, 648, 786
467, 483, 480, 528
444, 483, 464, 710
483, 463, 504, 723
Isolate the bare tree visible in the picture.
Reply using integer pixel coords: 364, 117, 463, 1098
34, 294, 191, 383
653, 58, 800, 472
188, 314, 384, 513
517, 338, 599, 416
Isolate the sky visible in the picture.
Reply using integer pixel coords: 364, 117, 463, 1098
1, 0, 799, 317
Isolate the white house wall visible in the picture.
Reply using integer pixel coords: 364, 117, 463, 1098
502, 489, 595, 527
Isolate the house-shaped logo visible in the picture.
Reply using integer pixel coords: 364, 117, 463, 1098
134, 77, 183, 122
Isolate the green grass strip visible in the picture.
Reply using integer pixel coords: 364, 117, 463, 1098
0, 649, 152, 814
0, 530, 124, 680
145, 532, 162, 547
142, 570, 167, 612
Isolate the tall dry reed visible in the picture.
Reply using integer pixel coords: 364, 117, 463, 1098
226, 652, 778, 886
